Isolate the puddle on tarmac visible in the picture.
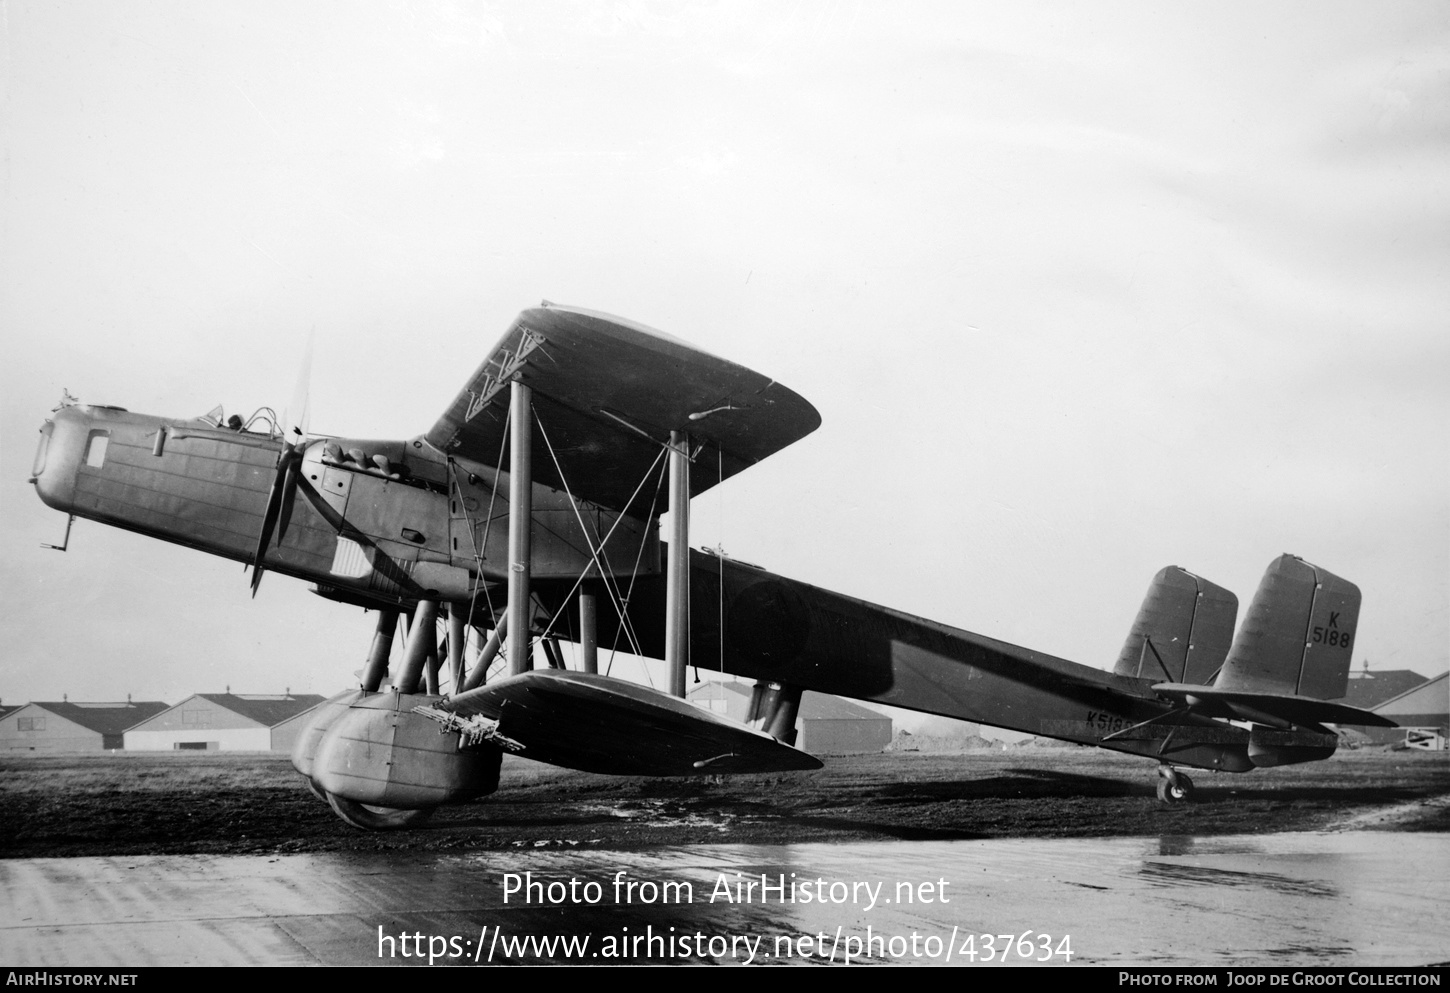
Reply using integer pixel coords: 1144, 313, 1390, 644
1, 831, 1444, 966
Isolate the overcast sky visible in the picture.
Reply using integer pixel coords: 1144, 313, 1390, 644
2, 2, 1446, 714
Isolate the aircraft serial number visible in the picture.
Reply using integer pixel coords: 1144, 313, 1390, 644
1085, 711, 1130, 734
1311, 610, 1352, 650
1311, 626, 1351, 649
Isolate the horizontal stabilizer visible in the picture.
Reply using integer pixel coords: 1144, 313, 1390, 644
1114, 566, 1237, 684
1218, 554, 1360, 700
1151, 683, 1397, 728
444, 671, 822, 776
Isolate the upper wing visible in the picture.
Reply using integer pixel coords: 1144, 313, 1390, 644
426, 304, 821, 515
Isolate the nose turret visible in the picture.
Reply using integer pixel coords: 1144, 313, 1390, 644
31, 405, 89, 513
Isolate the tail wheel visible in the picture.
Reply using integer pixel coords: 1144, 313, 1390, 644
326, 792, 436, 831
1155, 768, 1195, 804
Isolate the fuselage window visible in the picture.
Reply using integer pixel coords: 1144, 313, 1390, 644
32, 422, 52, 477
84, 431, 110, 468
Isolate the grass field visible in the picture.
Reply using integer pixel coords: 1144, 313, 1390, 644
1, 746, 1445, 857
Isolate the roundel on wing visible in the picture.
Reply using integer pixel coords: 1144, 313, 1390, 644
726, 580, 811, 666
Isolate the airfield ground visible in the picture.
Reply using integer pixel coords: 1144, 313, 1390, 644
1, 747, 1445, 858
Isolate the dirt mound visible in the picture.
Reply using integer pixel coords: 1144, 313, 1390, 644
888, 728, 1005, 753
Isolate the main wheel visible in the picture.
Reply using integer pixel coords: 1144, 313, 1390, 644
326, 792, 436, 830
1155, 769, 1195, 803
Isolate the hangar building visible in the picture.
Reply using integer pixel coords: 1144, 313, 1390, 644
0, 700, 169, 752
1342, 668, 1429, 711
689, 681, 892, 754
124, 692, 325, 752
1367, 672, 1448, 749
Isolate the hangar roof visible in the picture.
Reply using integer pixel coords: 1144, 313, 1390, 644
1343, 669, 1429, 710
687, 681, 890, 722
1372, 671, 1448, 718
800, 692, 891, 722
191, 693, 326, 728
24, 701, 170, 735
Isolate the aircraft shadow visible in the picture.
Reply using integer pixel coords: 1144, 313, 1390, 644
871, 768, 1144, 800
426, 769, 1441, 844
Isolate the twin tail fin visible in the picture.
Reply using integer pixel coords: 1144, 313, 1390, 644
1123, 555, 1394, 736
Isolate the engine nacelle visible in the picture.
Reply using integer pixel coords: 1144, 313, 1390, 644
1247, 727, 1337, 768
306, 690, 502, 808
291, 688, 366, 783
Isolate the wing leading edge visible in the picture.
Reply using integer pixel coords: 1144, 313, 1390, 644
443, 670, 822, 776
426, 304, 821, 516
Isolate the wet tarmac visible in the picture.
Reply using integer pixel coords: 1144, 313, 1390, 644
3, 831, 1446, 966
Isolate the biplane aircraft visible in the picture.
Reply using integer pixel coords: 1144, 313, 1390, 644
30, 303, 1395, 828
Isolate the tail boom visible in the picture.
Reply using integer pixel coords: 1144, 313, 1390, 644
589, 551, 1272, 772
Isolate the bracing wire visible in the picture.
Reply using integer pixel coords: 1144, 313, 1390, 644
607, 455, 669, 679
532, 412, 653, 660
717, 445, 725, 676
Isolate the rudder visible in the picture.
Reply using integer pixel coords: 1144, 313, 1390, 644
1216, 554, 1360, 700
1114, 566, 1237, 684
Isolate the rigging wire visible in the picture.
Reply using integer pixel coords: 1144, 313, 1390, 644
607, 456, 668, 678
531, 413, 649, 656
530, 411, 672, 685
718, 445, 725, 677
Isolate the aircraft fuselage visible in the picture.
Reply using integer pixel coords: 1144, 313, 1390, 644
31, 402, 1341, 780
32, 403, 658, 612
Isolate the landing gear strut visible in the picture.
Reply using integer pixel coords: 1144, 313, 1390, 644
1156, 765, 1194, 803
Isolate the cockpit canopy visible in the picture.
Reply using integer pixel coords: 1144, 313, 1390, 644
197, 404, 282, 436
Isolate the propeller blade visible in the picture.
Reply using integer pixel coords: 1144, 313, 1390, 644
254, 332, 315, 595
276, 450, 300, 544
250, 446, 302, 597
